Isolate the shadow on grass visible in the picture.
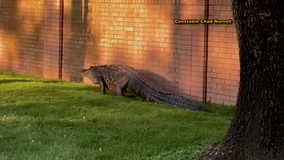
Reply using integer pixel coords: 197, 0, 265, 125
0, 78, 63, 84
0, 79, 63, 84
0, 79, 34, 84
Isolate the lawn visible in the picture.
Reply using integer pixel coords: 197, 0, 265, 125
0, 71, 235, 160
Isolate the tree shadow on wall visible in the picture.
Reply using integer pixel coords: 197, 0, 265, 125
63, 0, 91, 82
0, 0, 20, 72
0, 0, 44, 76
132, 2, 191, 98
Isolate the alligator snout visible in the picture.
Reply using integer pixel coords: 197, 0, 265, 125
81, 69, 87, 73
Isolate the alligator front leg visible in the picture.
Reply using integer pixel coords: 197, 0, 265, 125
98, 81, 106, 94
89, 77, 105, 94
96, 76, 106, 94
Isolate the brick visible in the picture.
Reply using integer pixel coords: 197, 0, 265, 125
214, 6, 227, 11
225, 59, 239, 65
224, 90, 237, 97
218, 52, 232, 58
160, 33, 169, 38
155, 28, 166, 33
220, 11, 232, 16
114, 26, 123, 30
217, 94, 230, 101
217, 73, 230, 80
215, 0, 225, 5
192, 32, 204, 36
208, 72, 217, 78
219, 31, 233, 37
227, 27, 236, 32
226, 48, 238, 54
219, 42, 232, 47
213, 36, 226, 42
209, 42, 220, 47
232, 44, 239, 49
191, 61, 204, 67
191, 66, 203, 72
192, 6, 205, 11
178, 10, 192, 16
212, 67, 225, 74
230, 86, 239, 92
211, 88, 225, 95
192, 41, 204, 46
177, 44, 191, 50
213, 26, 227, 32
225, 80, 239, 86
177, 39, 191, 45
231, 75, 239, 81
159, 43, 169, 48
213, 47, 226, 53
226, 37, 237, 42
178, 35, 192, 40
212, 78, 225, 84
138, 41, 148, 46
192, 0, 205, 5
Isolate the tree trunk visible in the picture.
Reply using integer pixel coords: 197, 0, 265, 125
197, 1, 284, 160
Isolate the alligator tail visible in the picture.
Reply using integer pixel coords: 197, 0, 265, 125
128, 79, 210, 113
148, 91, 210, 112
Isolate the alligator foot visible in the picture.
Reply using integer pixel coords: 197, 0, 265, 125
98, 77, 106, 94
115, 86, 124, 96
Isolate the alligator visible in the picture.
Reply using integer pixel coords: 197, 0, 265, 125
81, 64, 210, 113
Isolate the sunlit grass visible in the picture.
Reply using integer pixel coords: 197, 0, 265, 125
0, 71, 234, 160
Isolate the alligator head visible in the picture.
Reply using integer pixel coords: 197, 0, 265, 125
80, 66, 94, 78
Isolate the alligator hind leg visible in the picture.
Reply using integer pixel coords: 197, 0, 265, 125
115, 86, 124, 96
114, 77, 129, 97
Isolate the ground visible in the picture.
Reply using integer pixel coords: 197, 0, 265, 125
0, 71, 234, 160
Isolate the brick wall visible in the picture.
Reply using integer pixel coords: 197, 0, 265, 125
0, 0, 239, 106
207, 0, 239, 105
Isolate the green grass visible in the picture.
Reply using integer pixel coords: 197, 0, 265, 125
0, 71, 235, 160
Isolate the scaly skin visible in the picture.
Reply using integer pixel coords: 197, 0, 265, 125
81, 64, 210, 113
